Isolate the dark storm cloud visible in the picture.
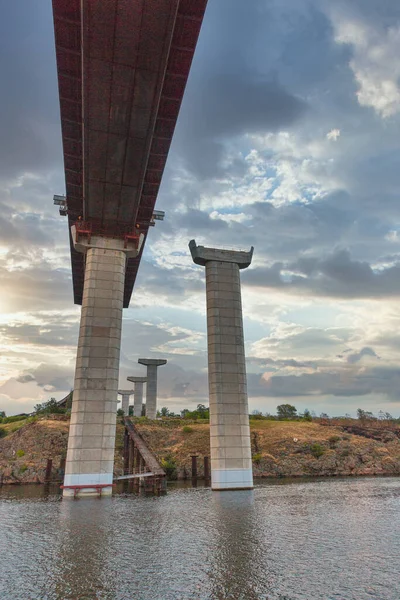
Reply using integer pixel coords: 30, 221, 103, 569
176, 209, 228, 232
133, 259, 204, 303
0, 319, 78, 348
244, 249, 400, 299
0, 204, 59, 248
16, 363, 74, 392
0, 1, 62, 179
173, 0, 307, 178
247, 364, 400, 401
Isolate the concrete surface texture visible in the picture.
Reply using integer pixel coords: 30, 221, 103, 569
189, 240, 254, 491
126, 376, 147, 417
137, 359, 167, 419
118, 390, 134, 415
63, 233, 140, 498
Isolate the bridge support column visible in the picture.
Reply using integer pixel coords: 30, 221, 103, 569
137, 360, 167, 419
63, 231, 141, 498
189, 240, 254, 491
118, 389, 134, 416
127, 377, 147, 417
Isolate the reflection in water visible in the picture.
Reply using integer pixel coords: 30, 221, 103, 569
52, 499, 116, 599
210, 491, 261, 600
1, 478, 400, 599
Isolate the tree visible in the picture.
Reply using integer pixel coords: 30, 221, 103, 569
251, 410, 264, 420
357, 408, 375, 421
196, 404, 209, 419
34, 398, 65, 415
378, 410, 393, 421
160, 407, 170, 417
277, 404, 297, 419
0, 411, 5, 419
302, 409, 312, 422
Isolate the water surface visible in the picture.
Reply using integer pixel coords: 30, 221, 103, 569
1, 477, 399, 599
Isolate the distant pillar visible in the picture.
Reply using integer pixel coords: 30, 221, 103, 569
127, 377, 147, 417
118, 390, 134, 415
189, 239, 254, 491
63, 229, 142, 498
137, 359, 167, 419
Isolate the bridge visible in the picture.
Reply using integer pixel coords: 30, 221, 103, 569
52, 0, 208, 497
53, 1, 255, 498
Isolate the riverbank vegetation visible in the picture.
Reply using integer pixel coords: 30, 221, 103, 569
1, 402, 400, 484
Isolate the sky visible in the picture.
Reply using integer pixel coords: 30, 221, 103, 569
1, 0, 400, 417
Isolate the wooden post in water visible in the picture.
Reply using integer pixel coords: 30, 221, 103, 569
191, 455, 198, 478
123, 430, 129, 475
45, 459, 53, 483
128, 439, 134, 474
204, 456, 210, 482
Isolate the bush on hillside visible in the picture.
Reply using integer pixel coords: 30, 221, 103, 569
34, 398, 65, 416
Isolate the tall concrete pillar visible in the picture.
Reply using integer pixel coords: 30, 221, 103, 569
127, 376, 147, 417
118, 390, 134, 415
137, 359, 167, 419
189, 239, 254, 491
63, 229, 141, 498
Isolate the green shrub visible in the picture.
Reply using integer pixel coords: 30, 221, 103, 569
182, 425, 193, 433
2, 415, 28, 424
329, 435, 341, 447
252, 452, 262, 465
310, 443, 325, 459
16, 449, 25, 458
0, 427, 6, 438
19, 465, 28, 474
341, 447, 351, 457
161, 455, 177, 480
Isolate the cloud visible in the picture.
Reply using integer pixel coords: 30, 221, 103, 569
330, 7, 400, 117
346, 347, 378, 364
327, 129, 341, 141
245, 249, 400, 299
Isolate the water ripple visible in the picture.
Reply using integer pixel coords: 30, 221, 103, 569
0, 477, 399, 599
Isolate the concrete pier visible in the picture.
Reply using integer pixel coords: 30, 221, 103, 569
118, 390, 134, 415
137, 359, 167, 419
189, 240, 254, 491
126, 376, 147, 417
63, 229, 141, 498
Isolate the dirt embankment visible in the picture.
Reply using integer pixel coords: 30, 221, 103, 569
136, 419, 400, 479
0, 416, 70, 484
1, 416, 400, 484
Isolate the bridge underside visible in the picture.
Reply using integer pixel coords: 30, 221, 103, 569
53, 0, 207, 307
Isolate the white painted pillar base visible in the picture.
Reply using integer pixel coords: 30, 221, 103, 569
211, 467, 254, 490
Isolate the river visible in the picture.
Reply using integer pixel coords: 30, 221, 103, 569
0, 477, 399, 600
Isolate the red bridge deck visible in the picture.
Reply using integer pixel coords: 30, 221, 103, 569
52, 0, 208, 306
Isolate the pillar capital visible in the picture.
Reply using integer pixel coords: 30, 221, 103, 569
118, 390, 134, 396
138, 358, 167, 367
71, 225, 144, 258
189, 239, 253, 269
137, 359, 166, 419
127, 376, 147, 383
